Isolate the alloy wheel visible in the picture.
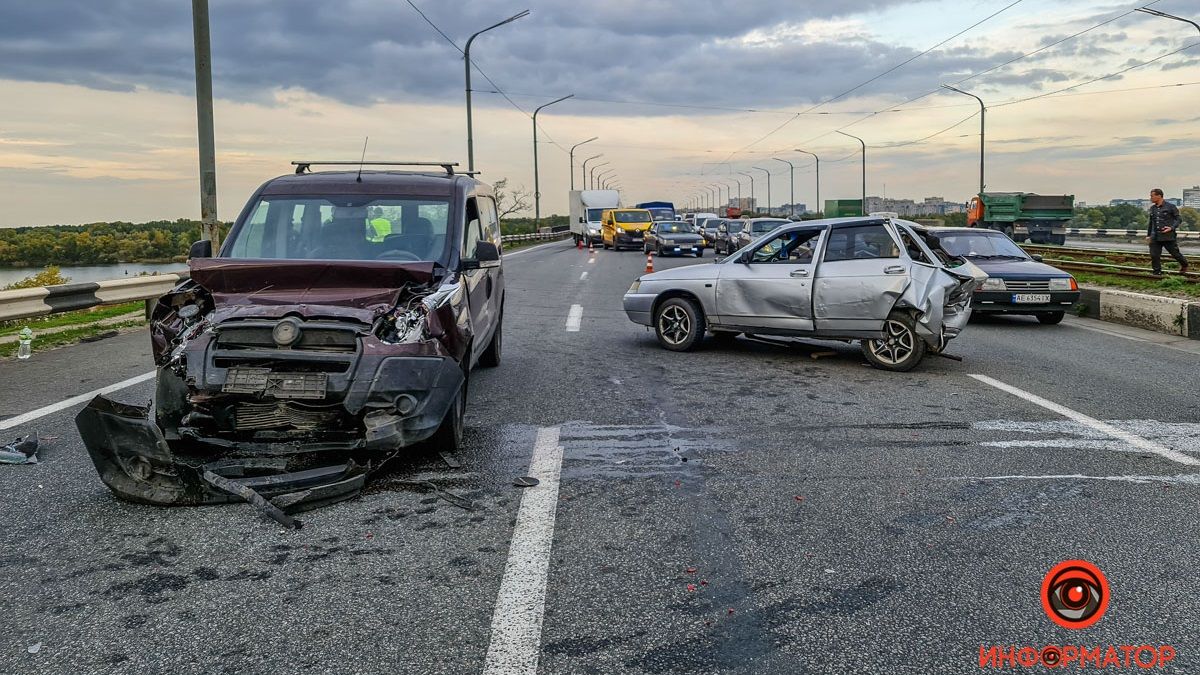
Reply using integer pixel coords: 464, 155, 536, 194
658, 305, 692, 346
868, 319, 915, 365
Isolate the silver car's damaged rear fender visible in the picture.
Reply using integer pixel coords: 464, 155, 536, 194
894, 261, 985, 348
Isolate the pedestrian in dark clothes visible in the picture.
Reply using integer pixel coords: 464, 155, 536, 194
1146, 188, 1188, 275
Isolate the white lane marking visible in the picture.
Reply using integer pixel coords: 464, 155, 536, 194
565, 304, 583, 332
503, 240, 569, 258
483, 426, 565, 675
0, 370, 155, 431
587, 256, 595, 264
968, 374, 1200, 466
579, 271, 588, 281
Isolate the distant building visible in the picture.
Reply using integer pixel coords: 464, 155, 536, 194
731, 197, 757, 212
1183, 186, 1200, 209
863, 196, 964, 217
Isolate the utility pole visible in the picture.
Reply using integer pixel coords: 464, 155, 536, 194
942, 84, 986, 195
568, 137, 598, 191
191, 0, 219, 248
737, 172, 755, 212
836, 132, 866, 215
753, 166, 772, 214
533, 94, 573, 227
465, 10, 529, 173
772, 158, 795, 217
589, 161, 609, 190
582, 154, 602, 189
795, 149, 820, 216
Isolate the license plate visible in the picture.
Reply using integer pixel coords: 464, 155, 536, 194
1012, 293, 1050, 304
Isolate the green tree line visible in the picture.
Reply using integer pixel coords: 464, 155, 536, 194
920, 205, 1199, 230
0, 220, 231, 267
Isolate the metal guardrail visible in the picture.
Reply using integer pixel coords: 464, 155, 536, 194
0, 231, 573, 323
1066, 227, 1199, 239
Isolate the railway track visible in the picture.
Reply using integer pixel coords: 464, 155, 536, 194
1019, 244, 1197, 283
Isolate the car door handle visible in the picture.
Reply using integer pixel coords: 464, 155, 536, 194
790, 269, 809, 278
884, 265, 906, 275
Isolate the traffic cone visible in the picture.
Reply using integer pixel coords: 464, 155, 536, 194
577, 237, 583, 250
589, 242, 594, 254
645, 252, 654, 274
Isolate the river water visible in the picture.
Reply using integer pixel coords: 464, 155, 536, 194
0, 262, 188, 288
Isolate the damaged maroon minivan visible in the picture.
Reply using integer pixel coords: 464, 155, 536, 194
76, 163, 504, 524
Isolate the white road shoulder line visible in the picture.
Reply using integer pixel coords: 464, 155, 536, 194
0, 370, 155, 431
565, 304, 583, 332
587, 256, 595, 264
483, 426, 565, 675
968, 374, 1199, 466
579, 271, 588, 281
503, 240, 568, 258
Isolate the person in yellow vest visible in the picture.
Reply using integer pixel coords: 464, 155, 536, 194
367, 206, 392, 242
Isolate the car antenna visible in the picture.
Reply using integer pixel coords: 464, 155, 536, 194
356, 136, 369, 183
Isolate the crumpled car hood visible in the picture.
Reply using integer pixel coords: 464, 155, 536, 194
190, 259, 436, 321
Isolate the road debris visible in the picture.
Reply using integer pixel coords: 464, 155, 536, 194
26, 642, 42, 654
809, 350, 839, 360
439, 452, 462, 469
514, 476, 540, 488
0, 435, 40, 465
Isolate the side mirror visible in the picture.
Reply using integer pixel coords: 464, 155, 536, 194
189, 240, 213, 259
578, 216, 585, 223
464, 241, 501, 270
1031, 254, 1044, 262
738, 251, 752, 264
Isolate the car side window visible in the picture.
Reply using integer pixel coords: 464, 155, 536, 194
823, 224, 900, 262
479, 196, 500, 245
463, 198, 482, 259
897, 229, 933, 265
750, 229, 821, 264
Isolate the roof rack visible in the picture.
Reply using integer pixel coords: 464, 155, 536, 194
291, 161, 465, 176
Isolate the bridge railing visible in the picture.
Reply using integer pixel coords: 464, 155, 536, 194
0, 231, 572, 323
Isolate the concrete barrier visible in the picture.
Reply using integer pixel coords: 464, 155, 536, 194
1081, 285, 1197, 339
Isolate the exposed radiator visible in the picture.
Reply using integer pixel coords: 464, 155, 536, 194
234, 402, 340, 431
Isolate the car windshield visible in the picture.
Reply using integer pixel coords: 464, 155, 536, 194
727, 222, 745, 233
937, 232, 1028, 259
585, 208, 606, 222
615, 210, 652, 223
226, 196, 450, 261
658, 223, 690, 233
752, 220, 788, 233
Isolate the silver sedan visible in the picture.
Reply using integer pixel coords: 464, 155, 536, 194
623, 217, 987, 371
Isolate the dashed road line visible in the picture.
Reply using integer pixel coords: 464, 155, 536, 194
0, 370, 155, 431
482, 426, 565, 675
587, 256, 596, 264
565, 304, 583, 332
968, 374, 1199, 466
580, 271, 588, 280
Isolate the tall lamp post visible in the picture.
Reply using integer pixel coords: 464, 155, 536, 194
737, 171, 755, 212
731, 176, 745, 205
464, 9, 529, 173
1135, 6, 1200, 34
752, 166, 772, 214
582, 155, 603, 188
772, 158, 795, 217
569, 137, 598, 190
191, 0, 219, 248
836, 131, 866, 215
596, 169, 615, 190
795, 149, 820, 216
941, 84, 985, 195
533, 94, 573, 227
590, 163, 610, 189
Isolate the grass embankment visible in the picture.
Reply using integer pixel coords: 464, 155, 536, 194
0, 318, 146, 358
0, 301, 145, 337
1073, 272, 1200, 299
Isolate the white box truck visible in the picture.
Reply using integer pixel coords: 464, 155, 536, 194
569, 189, 620, 246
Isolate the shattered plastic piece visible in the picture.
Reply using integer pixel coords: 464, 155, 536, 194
439, 452, 462, 469
202, 470, 303, 530
0, 435, 39, 465
513, 476, 540, 488
809, 350, 839, 360
794, 495, 804, 502
686, 583, 697, 592
685, 567, 697, 574
824, 568, 835, 574
27, 642, 42, 654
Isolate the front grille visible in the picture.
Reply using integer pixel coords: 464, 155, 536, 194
216, 324, 358, 352
1004, 280, 1051, 292
234, 401, 340, 431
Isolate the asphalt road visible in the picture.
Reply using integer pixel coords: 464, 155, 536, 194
2, 239, 1198, 674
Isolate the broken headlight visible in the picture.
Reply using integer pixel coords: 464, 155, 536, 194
980, 278, 1006, 291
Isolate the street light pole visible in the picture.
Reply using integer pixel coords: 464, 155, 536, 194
752, 167, 772, 214
795, 149, 820, 216
533, 94, 573, 227
836, 132, 866, 215
942, 84, 986, 195
597, 169, 614, 190
191, 0, 219, 248
582, 154, 602, 189
737, 172, 755, 212
1135, 6, 1200, 34
465, 10, 529, 173
772, 158, 795, 217
569, 136, 598, 191
589, 162, 610, 190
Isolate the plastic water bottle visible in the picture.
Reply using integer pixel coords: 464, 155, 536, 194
17, 327, 33, 360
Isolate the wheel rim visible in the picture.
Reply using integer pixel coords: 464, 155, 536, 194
658, 305, 692, 346
868, 319, 915, 365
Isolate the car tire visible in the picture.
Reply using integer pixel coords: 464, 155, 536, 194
861, 312, 927, 372
654, 297, 703, 352
479, 311, 502, 367
695, 247, 704, 258
1050, 234, 1067, 246
1037, 311, 1065, 325
430, 370, 467, 452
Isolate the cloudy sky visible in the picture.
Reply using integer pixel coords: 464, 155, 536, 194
0, 0, 1197, 226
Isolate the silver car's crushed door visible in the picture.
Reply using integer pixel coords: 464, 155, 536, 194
714, 228, 824, 331
813, 222, 909, 332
